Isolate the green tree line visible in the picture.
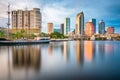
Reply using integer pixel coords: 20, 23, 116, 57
0, 29, 66, 40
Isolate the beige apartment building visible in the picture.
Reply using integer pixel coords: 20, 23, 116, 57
12, 8, 42, 35
47, 23, 53, 34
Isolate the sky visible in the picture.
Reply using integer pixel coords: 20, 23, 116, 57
0, 0, 120, 33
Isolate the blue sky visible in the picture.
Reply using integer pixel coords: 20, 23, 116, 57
0, 0, 120, 33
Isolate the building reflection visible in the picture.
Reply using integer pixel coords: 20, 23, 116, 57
98, 42, 105, 57
105, 43, 114, 55
12, 45, 41, 70
63, 42, 70, 62
75, 41, 84, 65
84, 41, 95, 62
48, 43, 53, 55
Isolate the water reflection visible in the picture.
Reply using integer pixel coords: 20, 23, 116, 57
12, 45, 41, 70
105, 43, 114, 55
63, 42, 70, 62
84, 41, 95, 62
0, 41, 120, 79
98, 42, 105, 58
75, 41, 84, 65
48, 44, 53, 55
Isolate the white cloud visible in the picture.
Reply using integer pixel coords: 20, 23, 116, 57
0, 0, 8, 18
10, 0, 40, 10
0, 0, 40, 27
0, 0, 77, 32
42, 4, 76, 32
0, 0, 40, 17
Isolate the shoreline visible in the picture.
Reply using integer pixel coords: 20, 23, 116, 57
50, 39, 119, 42
0, 39, 119, 46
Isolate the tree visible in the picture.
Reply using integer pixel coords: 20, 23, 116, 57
0, 30, 5, 38
39, 32, 49, 37
14, 32, 21, 39
9, 33, 15, 40
20, 29, 26, 38
13, 29, 26, 39
49, 32, 65, 39
30, 33, 36, 39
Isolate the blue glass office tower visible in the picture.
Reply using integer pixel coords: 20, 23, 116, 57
64, 18, 70, 35
99, 20, 105, 34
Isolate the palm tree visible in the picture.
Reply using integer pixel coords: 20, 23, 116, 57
14, 32, 21, 39
13, 29, 26, 39
0, 31, 5, 38
20, 29, 26, 39
30, 33, 36, 39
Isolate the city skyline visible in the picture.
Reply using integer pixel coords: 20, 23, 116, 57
0, 0, 120, 33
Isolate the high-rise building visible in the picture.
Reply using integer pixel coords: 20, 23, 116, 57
89, 18, 96, 33
47, 23, 53, 34
106, 27, 114, 34
98, 20, 105, 34
76, 12, 84, 35
60, 24, 64, 34
85, 22, 95, 36
12, 8, 42, 35
64, 18, 70, 35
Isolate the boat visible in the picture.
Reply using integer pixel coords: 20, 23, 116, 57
0, 39, 50, 45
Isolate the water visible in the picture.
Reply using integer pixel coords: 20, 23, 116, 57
0, 41, 120, 80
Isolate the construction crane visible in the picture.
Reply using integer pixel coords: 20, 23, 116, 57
7, 2, 10, 39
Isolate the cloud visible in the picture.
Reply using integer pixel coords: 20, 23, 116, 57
0, 0, 40, 18
0, 0, 8, 18
0, 0, 40, 27
42, 3, 76, 32
0, 0, 76, 32
10, 0, 40, 10
0, 0, 120, 33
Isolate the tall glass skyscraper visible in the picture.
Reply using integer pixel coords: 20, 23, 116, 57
76, 12, 84, 35
98, 20, 105, 34
60, 24, 64, 34
64, 18, 70, 35
89, 18, 96, 33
